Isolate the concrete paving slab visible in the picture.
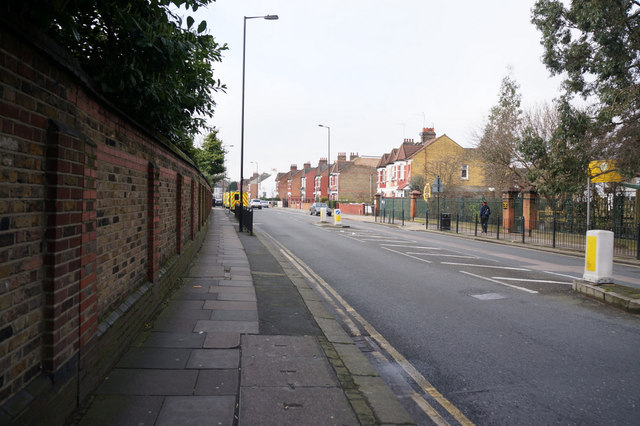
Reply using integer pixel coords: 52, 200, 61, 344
143, 332, 205, 348
353, 375, 415, 425
217, 292, 256, 302
187, 265, 226, 278
217, 280, 253, 287
181, 278, 221, 286
194, 320, 259, 334
186, 349, 240, 369
203, 333, 241, 349
175, 284, 213, 294
210, 310, 258, 321
155, 307, 212, 321
194, 370, 239, 396
208, 286, 255, 294
156, 396, 236, 426
241, 355, 338, 387
116, 347, 191, 369
173, 292, 221, 301
151, 317, 197, 333
314, 317, 354, 344
77, 395, 163, 426
239, 387, 358, 426
203, 300, 257, 311
167, 300, 205, 310
333, 343, 379, 376
241, 335, 323, 358
95, 369, 198, 395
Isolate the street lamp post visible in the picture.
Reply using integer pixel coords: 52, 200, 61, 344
318, 124, 330, 204
239, 14, 278, 232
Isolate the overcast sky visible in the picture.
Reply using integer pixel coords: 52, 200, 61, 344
193, 0, 563, 196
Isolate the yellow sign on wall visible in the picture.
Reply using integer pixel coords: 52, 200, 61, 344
588, 160, 622, 183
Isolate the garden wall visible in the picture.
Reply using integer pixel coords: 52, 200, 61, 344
0, 21, 211, 425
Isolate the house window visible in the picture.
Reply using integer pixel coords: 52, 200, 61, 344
460, 164, 469, 180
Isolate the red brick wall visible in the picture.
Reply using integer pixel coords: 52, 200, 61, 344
0, 25, 212, 423
337, 203, 365, 215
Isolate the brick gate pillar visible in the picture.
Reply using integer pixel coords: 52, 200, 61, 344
410, 190, 421, 221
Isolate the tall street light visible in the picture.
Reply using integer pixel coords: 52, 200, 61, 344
318, 124, 330, 203
239, 14, 279, 231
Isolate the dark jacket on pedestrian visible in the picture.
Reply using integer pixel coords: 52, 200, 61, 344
480, 203, 490, 218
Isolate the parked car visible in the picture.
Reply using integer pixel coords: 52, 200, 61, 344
213, 198, 222, 206
250, 199, 262, 209
309, 202, 331, 216
261, 200, 269, 208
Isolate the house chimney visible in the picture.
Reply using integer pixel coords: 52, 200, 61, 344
350, 152, 359, 161
318, 158, 327, 166
420, 127, 436, 144
290, 164, 297, 172
304, 162, 311, 169
337, 152, 346, 161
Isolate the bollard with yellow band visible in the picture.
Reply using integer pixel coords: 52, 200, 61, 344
333, 208, 342, 226
583, 230, 614, 284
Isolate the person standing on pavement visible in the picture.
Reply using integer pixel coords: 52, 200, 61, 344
480, 201, 490, 233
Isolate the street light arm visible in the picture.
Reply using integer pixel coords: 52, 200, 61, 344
245, 15, 279, 20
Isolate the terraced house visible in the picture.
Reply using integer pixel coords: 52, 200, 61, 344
377, 128, 488, 197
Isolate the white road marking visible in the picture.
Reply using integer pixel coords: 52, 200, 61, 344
442, 262, 530, 271
362, 239, 411, 243
381, 246, 432, 263
492, 277, 573, 285
407, 252, 477, 259
471, 293, 508, 300
460, 270, 539, 294
542, 270, 582, 280
380, 244, 441, 250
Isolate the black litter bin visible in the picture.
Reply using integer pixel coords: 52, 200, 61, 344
440, 213, 451, 230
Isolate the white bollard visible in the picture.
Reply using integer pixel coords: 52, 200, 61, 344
583, 230, 614, 284
320, 207, 328, 222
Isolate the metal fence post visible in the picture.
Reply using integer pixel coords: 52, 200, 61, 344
496, 214, 500, 240
552, 213, 557, 248
456, 212, 459, 233
402, 209, 405, 226
636, 223, 640, 260
426, 210, 428, 230
522, 217, 525, 244
475, 214, 478, 236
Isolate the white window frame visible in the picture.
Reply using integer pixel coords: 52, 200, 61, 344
460, 164, 469, 180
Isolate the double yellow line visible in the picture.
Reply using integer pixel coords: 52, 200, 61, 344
258, 230, 474, 426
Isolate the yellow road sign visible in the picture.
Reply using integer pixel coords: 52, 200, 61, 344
589, 160, 622, 183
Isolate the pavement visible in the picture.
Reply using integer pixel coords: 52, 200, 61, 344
69, 208, 414, 426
